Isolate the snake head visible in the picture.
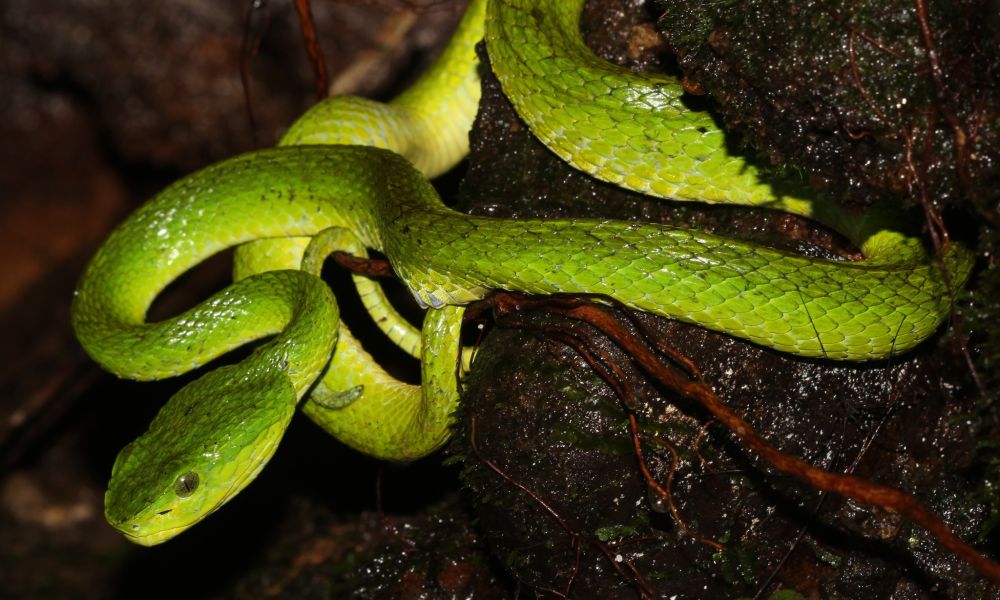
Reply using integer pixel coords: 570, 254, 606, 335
104, 363, 297, 545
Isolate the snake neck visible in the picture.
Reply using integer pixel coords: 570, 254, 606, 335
280, 0, 485, 178
389, 0, 486, 177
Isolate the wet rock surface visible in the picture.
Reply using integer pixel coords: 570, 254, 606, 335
453, 0, 995, 597
655, 0, 999, 215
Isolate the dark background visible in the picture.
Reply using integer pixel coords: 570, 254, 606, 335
2, 0, 998, 598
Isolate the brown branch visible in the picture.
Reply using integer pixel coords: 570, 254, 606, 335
332, 251, 394, 278
502, 310, 721, 551
490, 294, 1000, 583
637, 416, 724, 551
239, 0, 271, 145
828, 1, 904, 60
754, 374, 904, 598
913, 0, 972, 189
847, 31, 886, 123
293, 0, 329, 100
578, 303, 1000, 583
617, 310, 701, 379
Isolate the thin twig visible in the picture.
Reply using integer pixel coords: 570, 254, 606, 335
239, 0, 270, 145
508, 297, 1000, 583
293, 0, 329, 99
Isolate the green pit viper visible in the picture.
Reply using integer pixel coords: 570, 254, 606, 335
71, 0, 972, 546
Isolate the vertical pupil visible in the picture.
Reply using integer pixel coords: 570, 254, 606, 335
174, 472, 200, 497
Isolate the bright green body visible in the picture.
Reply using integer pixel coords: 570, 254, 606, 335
71, 0, 971, 544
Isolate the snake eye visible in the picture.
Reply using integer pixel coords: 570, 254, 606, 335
173, 472, 200, 498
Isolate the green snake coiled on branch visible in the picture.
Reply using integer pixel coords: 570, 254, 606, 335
71, 0, 972, 546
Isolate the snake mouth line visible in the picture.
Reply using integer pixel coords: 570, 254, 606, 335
122, 522, 191, 547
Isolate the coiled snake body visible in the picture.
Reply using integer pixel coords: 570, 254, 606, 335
71, 0, 971, 545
